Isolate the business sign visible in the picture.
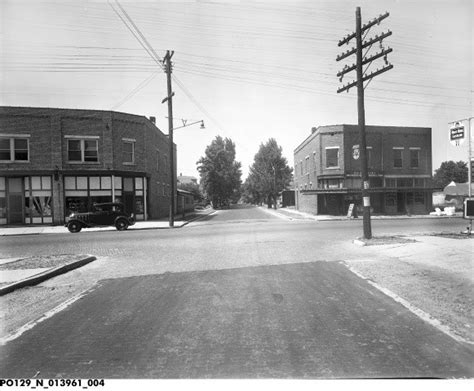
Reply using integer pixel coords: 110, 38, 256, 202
450, 122, 465, 146
352, 145, 360, 160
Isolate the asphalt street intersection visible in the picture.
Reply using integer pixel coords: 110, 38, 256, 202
1, 261, 472, 378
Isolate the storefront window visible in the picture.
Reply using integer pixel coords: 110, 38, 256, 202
385, 193, 396, 207
26, 196, 52, 217
0, 178, 5, 220
65, 197, 89, 215
0, 196, 6, 218
90, 196, 112, 206
135, 196, 144, 214
414, 192, 424, 204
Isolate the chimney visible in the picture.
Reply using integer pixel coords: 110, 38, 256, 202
311, 127, 317, 134
149, 116, 156, 124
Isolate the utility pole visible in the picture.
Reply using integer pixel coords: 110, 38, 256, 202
162, 50, 175, 227
336, 7, 393, 239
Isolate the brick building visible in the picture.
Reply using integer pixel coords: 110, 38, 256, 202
294, 124, 433, 216
0, 106, 176, 225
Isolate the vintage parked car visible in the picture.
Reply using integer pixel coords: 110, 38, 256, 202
65, 202, 135, 233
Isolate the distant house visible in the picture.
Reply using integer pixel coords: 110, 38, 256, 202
441, 182, 474, 210
177, 174, 198, 186
177, 189, 195, 215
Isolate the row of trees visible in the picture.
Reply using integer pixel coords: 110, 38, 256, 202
195, 136, 293, 208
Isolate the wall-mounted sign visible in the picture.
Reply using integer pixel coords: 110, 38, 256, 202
352, 145, 360, 160
450, 122, 465, 146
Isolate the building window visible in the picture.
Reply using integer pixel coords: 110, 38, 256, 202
123, 139, 135, 164
393, 148, 403, 168
410, 148, 420, 168
327, 179, 342, 188
367, 147, 373, 168
157, 150, 161, 171
325, 147, 339, 168
305, 156, 309, 173
300, 160, 303, 175
313, 152, 317, 173
0, 136, 29, 162
414, 178, 424, 187
67, 139, 98, 162
398, 178, 413, 187
414, 192, 424, 204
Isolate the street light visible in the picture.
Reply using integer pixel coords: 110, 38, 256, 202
173, 119, 205, 131
168, 118, 205, 227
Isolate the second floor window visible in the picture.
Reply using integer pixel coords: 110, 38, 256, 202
0, 137, 29, 162
393, 148, 403, 168
123, 140, 135, 164
67, 139, 98, 162
410, 148, 420, 168
325, 147, 339, 168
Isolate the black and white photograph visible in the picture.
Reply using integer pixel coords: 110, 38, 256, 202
0, 0, 472, 388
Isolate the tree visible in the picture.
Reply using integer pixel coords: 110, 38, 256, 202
242, 175, 264, 205
246, 138, 293, 209
433, 160, 468, 189
197, 136, 242, 207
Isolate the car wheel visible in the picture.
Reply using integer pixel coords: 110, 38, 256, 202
67, 221, 82, 233
115, 219, 128, 231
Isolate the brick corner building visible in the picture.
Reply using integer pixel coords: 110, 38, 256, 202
0, 106, 176, 225
293, 124, 434, 216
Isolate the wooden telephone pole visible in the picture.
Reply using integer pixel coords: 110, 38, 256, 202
337, 7, 393, 239
162, 50, 175, 227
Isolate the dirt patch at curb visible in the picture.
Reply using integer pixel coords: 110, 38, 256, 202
0, 254, 88, 270
346, 236, 473, 343
355, 236, 417, 246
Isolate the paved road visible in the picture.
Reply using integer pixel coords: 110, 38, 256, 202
0, 205, 472, 378
1, 261, 472, 378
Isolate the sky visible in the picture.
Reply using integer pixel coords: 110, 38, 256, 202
1, 0, 472, 180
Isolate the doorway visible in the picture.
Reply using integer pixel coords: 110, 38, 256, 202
397, 192, 406, 214
8, 178, 24, 224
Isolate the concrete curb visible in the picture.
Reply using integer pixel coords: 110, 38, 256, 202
0, 256, 96, 296
179, 210, 216, 227
353, 239, 367, 246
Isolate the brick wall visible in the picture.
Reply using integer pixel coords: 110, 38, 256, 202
297, 192, 318, 214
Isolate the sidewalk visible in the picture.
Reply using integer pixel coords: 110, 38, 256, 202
259, 205, 464, 221
0, 209, 215, 236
